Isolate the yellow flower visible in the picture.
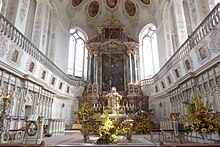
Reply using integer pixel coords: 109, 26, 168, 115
208, 125, 213, 130
201, 124, 205, 127
201, 128, 207, 133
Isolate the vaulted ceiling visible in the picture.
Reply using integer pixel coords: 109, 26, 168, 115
59, 0, 165, 41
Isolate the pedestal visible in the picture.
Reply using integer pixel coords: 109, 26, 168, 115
23, 115, 44, 144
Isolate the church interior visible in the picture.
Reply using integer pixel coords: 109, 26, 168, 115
0, 0, 220, 146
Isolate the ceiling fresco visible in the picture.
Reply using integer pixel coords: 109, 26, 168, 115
65, 0, 161, 40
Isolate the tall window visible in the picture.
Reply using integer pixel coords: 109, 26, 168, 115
139, 24, 159, 79
68, 28, 87, 78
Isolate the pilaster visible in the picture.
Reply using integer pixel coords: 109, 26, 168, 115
32, 0, 52, 54
172, 0, 188, 48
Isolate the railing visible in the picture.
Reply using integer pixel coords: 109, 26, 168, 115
0, 14, 86, 87
141, 3, 220, 86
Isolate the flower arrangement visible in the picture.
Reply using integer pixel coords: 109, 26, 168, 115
76, 102, 92, 123
135, 115, 152, 134
183, 94, 220, 137
96, 111, 122, 144
129, 110, 153, 134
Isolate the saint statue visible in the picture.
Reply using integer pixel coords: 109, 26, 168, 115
106, 87, 122, 114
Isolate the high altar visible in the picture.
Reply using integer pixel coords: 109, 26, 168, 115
78, 16, 148, 114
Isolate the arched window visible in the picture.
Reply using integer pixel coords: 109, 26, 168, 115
68, 28, 88, 79
139, 24, 159, 79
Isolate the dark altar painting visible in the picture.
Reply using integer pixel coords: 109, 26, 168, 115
104, 28, 120, 40
102, 54, 124, 91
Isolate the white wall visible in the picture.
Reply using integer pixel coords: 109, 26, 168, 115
54, 22, 70, 73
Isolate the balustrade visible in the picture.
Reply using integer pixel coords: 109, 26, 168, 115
0, 14, 85, 87
47, 119, 65, 134
141, 3, 220, 87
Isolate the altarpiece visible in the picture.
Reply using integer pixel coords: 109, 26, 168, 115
78, 16, 148, 114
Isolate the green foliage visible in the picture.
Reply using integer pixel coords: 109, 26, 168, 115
129, 112, 153, 134
76, 102, 92, 123
96, 111, 133, 144
182, 94, 220, 136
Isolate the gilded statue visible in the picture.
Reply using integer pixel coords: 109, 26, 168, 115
106, 87, 122, 114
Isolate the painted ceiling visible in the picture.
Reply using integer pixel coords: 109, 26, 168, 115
59, 0, 165, 41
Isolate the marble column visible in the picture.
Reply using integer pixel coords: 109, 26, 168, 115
88, 52, 93, 84
128, 51, 133, 83
133, 53, 138, 83
93, 51, 98, 84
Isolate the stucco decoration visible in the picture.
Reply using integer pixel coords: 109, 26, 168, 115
106, 0, 117, 9
6, 44, 23, 67
196, 42, 212, 65
172, 64, 181, 80
210, 27, 220, 53
50, 75, 57, 86
39, 67, 48, 80
25, 91, 33, 106
26, 58, 36, 74
183, 56, 194, 72
124, 0, 136, 17
88, 1, 100, 17
0, 36, 7, 57
140, 0, 150, 5
165, 73, 173, 85
72, 0, 83, 6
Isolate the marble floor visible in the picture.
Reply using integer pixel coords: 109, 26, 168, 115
42, 130, 193, 147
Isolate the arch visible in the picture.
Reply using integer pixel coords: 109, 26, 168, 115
135, 19, 157, 40
139, 23, 156, 41
139, 23, 159, 79
69, 24, 88, 41
68, 27, 88, 79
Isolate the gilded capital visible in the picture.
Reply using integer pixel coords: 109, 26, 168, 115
93, 51, 99, 56
127, 50, 133, 56
89, 51, 93, 57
